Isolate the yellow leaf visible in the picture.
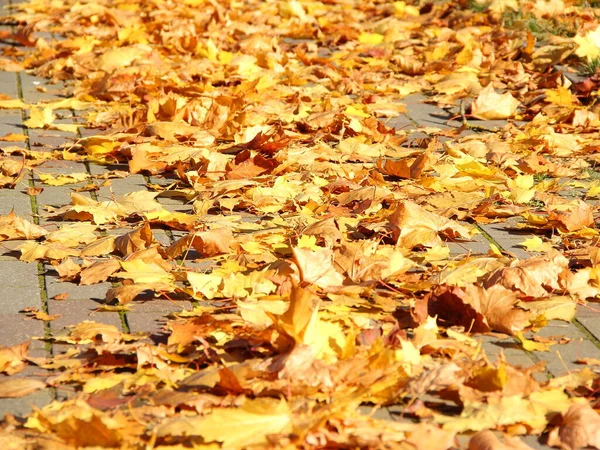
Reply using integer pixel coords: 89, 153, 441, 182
424, 245, 450, 263
38, 172, 89, 186
507, 174, 535, 203
545, 86, 577, 107
0, 99, 28, 109
83, 137, 121, 156
54, 123, 80, 133
516, 331, 552, 352
187, 272, 222, 299
344, 105, 371, 118
156, 398, 293, 448
0, 378, 45, 398
83, 374, 129, 394
575, 27, 600, 62
358, 32, 384, 45
297, 234, 320, 250
394, 1, 420, 16
23, 107, 55, 129
587, 181, 600, 198
471, 84, 520, 120
518, 236, 552, 252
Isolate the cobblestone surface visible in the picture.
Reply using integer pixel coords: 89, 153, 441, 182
0, 1, 598, 448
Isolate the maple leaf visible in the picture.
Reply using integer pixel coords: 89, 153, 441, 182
548, 403, 600, 450
418, 284, 530, 335
0, 342, 30, 375
471, 84, 520, 120
0, 211, 47, 241
293, 246, 346, 288
114, 223, 154, 255
485, 252, 569, 298
469, 430, 535, 450
24, 399, 124, 447
156, 398, 293, 448
388, 200, 474, 249
0, 378, 46, 399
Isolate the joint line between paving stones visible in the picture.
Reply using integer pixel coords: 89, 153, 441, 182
73, 111, 133, 332
474, 224, 556, 376
475, 224, 504, 251
402, 111, 420, 128
17, 71, 55, 353
11, 1, 58, 402
571, 319, 600, 352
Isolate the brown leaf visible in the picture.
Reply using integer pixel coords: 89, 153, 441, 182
551, 403, 600, 450
0, 378, 45, 398
548, 199, 594, 232
376, 150, 429, 179
485, 252, 569, 298
469, 431, 535, 450
51, 293, 69, 301
167, 228, 235, 258
0, 211, 48, 241
0, 342, 30, 375
21, 307, 60, 322
293, 246, 345, 288
54, 258, 81, 282
114, 223, 154, 256
466, 284, 531, 335
388, 201, 473, 249
420, 284, 530, 335
225, 150, 279, 180
80, 235, 116, 257
79, 259, 121, 286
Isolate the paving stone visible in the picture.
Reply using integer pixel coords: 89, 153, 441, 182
533, 320, 600, 377
49, 298, 122, 335
384, 113, 414, 132
0, 109, 25, 136
0, 388, 53, 419
571, 315, 600, 353
358, 404, 393, 421
33, 159, 87, 177
0, 260, 42, 313
126, 313, 171, 336
0, 314, 46, 351
478, 334, 551, 382
477, 217, 532, 260
0, 71, 18, 98
95, 173, 148, 198
0, 187, 33, 217
447, 228, 490, 257
28, 127, 78, 151
18, 72, 65, 103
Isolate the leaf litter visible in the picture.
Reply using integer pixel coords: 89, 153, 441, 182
0, 0, 600, 448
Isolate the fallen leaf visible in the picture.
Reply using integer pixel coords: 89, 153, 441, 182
471, 84, 520, 120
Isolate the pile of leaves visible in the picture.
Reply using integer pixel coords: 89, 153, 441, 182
1, 0, 600, 448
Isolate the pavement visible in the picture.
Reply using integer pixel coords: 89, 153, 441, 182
0, 1, 598, 448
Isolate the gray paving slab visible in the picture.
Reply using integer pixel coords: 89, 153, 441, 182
94, 172, 148, 198
478, 217, 532, 260
533, 320, 600, 376
0, 110, 25, 136
0, 387, 53, 419
448, 229, 491, 257
0, 70, 18, 98
49, 298, 122, 335
18, 72, 64, 103
0, 314, 46, 351
28, 127, 77, 151
382, 113, 414, 131
358, 404, 394, 421
0, 260, 42, 313
0, 187, 32, 217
